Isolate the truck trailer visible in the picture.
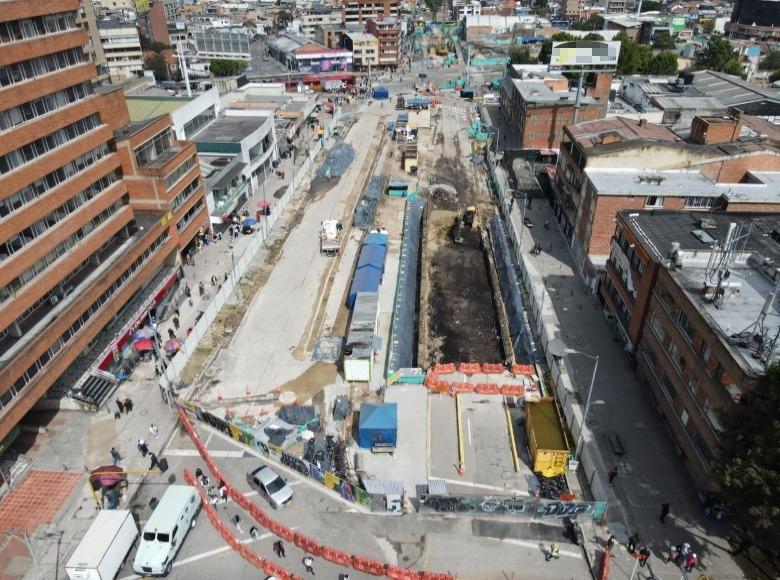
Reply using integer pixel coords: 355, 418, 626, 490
65, 510, 138, 580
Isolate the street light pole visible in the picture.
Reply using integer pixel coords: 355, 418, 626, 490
569, 351, 599, 460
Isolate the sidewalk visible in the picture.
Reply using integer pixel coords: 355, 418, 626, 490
505, 198, 744, 579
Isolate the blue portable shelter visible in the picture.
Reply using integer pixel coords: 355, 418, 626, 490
364, 232, 388, 247
373, 86, 390, 99
358, 403, 398, 448
356, 244, 387, 273
347, 266, 383, 309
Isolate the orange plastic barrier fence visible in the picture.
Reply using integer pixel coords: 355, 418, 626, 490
268, 519, 295, 542
427, 380, 449, 393
450, 382, 474, 394
264, 560, 292, 580
387, 565, 423, 579
431, 363, 456, 375
475, 383, 500, 394
501, 385, 525, 396
511, 363, 535, 376
322, 546, 353, 567
294, 532, 323, 557
421, 573, 455, 580
601, 545, 611, 580
482, 363, 505, 374
352, 556, 387, 576
424, 372, 438, 387
458, 362, 482, 374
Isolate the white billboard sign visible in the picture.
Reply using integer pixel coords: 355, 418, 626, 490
550, 41, 621, 70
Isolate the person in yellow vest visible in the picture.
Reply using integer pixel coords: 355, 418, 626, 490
545, 542, 560, 562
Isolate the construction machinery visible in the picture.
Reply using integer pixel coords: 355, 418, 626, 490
320, 219, 343, 255
452, 206, 477, 244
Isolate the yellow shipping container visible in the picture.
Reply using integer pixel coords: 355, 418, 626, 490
525, 397, 570, 477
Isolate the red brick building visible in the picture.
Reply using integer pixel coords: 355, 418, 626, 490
0, 0, 207, 444
343, 0, 399, 24
366, 17, 401, 68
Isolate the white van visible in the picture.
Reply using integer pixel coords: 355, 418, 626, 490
133, 485, 201, 576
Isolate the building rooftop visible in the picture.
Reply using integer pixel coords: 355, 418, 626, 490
346, 32, 377, 41
568, 116, 680, 148
97, 19, 136, 30
510, 78, 596, 106
193, 116, 268, 143
114, 118, 164, 140
125, 96, 195, 123
622, 209, 780, 374
685, 70, 780, 107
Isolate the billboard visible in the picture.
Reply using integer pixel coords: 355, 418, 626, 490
549, 41, 621, 71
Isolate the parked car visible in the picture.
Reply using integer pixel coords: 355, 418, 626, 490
246, 465, 293, 509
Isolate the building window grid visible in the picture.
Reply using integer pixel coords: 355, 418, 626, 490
0, 145, 111, 219
182, 108, 215, 140
134, 128, 174, 168
0, 12, 78, 45
0, 200, 123, 304
0, 173, 117, 260
0, 232, 169, 411
0, 113, 102, 175
164, 155, 197, 190
176, 199, 204, 232
684, 196, 718, 209
0, 47, 86, 88
0, 82, 94, 132
171, 176, 201, 213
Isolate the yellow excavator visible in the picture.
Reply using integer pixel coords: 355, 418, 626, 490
453, 206, 477, 244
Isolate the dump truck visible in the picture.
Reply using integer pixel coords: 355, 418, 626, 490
320, 219, 342, 255
525, 397, 570, 478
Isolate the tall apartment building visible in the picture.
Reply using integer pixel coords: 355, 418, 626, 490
366, 17, 401, 68
343, 0, 399, 25
137, 0, 171, 46
77, 0, 109, 83
98, 19, 144, 81
300, 7, 342, 39
0, 0, 207, 445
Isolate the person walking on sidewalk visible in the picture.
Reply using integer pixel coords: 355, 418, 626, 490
149, 424, 158, 438
303, 555, 315, 574
124, 398, 133, 413
627, 533, 639, 554
116, 398, 124, 414
137, 439, 148, 457
273, 540, 286, 558
608, 466, 619, 486
198, 281, 205, 297
638, 546, 651, 567
110, 447, 120, 465
149, 453, 159, 470
660, 502, 671, 524
173, 316, 180, 331
545, 543, 560, 562
232, 514, 243, 533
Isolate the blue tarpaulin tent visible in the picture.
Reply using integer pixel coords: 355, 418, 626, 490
348, 266, 383, 309
364, 232, 388, 247
358, 403, 398, 448
373, 86, 390, 99
356, 244, 387, 272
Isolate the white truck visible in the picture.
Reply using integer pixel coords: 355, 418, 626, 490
320, 219, 342, 256
65, 510, 138, 580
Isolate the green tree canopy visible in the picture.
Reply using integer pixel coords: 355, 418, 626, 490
759, 50, 780, 71
699, 18, 716, 34
509, 46, 537, 64
209, 58, 249, 77
276, 8, 293, 29
582, 32, 605, 41
616, 31, 653, 75
697, 33, 743, 76
652, 31, 677, 50
140, 34, 170, 53
572, 15, 604, 31
714, 364, 780, 551
243, 19, 256, 28
144, 53, 169, 81
538, 32, 575, 64
640, 0, 662, 11
647, 51, 678, 74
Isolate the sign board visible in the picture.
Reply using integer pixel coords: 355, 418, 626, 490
549, 41, 621, 71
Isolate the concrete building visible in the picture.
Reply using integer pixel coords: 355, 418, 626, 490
453, 0, 481, 19
728, 0, 780, 40
125, 88, 221, 140
162, 0, 180, 22
314, 24, 346, 49
78, 0, 110, 84
268, 33, 352, 73
98, 19, 144, 81
137, 0, 171, 46
552, 112, 780, 285
192, 30, 251, 61
603, 210, 780, 491
500, 69, 612, 151
562, 0, 585, 19
300, 7, 342, 39
0, 0, 202, 444
343, 0, 400, 25
344, 32, 379, 69
366, 17, 401, 68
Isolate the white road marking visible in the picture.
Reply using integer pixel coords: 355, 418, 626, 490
467, 418, 473, 446
501, 538, 582, 559
428, 477, 531, 496
165, 449, 244, 458
205, 432, 214, 447
117, 533, 274, 580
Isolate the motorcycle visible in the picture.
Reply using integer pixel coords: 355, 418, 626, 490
564, 517, 585, 546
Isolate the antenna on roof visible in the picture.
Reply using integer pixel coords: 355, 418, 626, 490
704, 222, 751, 307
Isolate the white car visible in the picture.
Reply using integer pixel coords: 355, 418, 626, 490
246, 465, 293, 509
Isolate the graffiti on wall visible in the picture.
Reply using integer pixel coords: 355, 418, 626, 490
420, 494, 608, 522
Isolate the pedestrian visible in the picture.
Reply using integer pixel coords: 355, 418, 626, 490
198, 281, 205, 297
668, 544, 678, 564
249, 526, 259, 539
124, 398, 133, 413
167, 328, 175, 340
684, 553, 699, 573
232, 514, 243, 533
224, 272, 230, 281
544, 219, 550, 230
174, 308, 180, 318
116, 398, 124, 414
154, 365, 161, 377
149, 424, 158, 438
638, 546, 651, 567
545, 542, 560, 562
184, 285, 191, 298
220, 485, 228, 503
608, 466, 618, 486
606, 534, 616, 550
173, 316, 179, 330
273, 539, 286, 557
211, 275, 216, 286
137, 439, 148, 457
195, 467, 203, 481
627, 533, 639, 554
149, 452, 159, 470
110, 447, 120, 465
660, 502, 671, 524
303, 555, 315, 574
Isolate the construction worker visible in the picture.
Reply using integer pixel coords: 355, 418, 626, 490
545, 543, 560, 562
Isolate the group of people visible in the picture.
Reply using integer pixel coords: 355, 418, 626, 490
113, 397, 134, 419
670, 543, 700, 573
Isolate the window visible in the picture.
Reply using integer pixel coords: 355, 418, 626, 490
134, 129, 173, 167
677, 310, 695, 343
645, 195, 664, 208
171, 176, 201, 212
684, 196, 718, 209
164, 156, 197, 190
702, 397, 723, 432
698, 341, 711, 364
679, 407, 689, 427
0, 48, 85, 88
650, 311, 666, 342
687, 374, 699, 397
182, 108, 215, 140
0, 82, 93, 131
0, 12, 77, 45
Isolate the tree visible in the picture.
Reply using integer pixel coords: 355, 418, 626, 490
140, 34, 170, 53
640, 0, 662, 11
144, 53, 169, 81
770, 69, 780, 83
713, 364, 780, 553
538, 32, 575, 64
424, 0, 443, 20
697, 33, 743, 76
243, 19, 256, 28
572, 15, 604, 31
582, 32, 605, 41
648, 51, 678, 74
616, 32, 652, 75
209, 58, 249, 77
509, 47, 537, 64
652, 31, 676, 50
759, 50, 780, 70
699, 18, 716, 35
276, 9, 293, 29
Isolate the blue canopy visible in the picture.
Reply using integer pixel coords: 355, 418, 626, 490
364, 232, 388, 247
356, 244, 387, 273
347, 266, 382, 309
373, 86, 390, 99
358, 403, 398, 448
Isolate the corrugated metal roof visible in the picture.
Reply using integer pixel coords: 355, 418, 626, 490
364, 480, 404, 495
125, 96, 194, 122
427, 479, 448, 495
